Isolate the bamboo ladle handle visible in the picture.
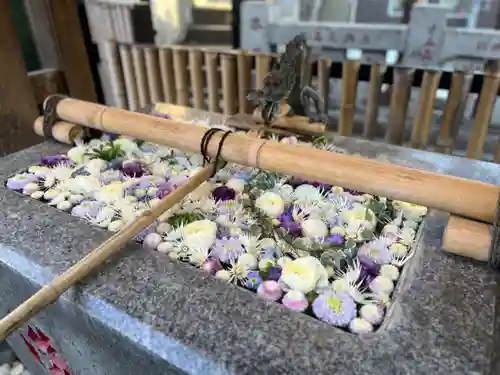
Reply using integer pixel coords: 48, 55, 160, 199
0, 165, 215, 341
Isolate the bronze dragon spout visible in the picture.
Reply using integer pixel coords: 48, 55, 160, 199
247, 34, 326, 126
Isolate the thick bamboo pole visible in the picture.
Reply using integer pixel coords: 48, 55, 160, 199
33, 117, 83, 144
236, 52, 252, 114
204, 51, 220, 112
131, 46, 150, 108
159, 48, 176, 104
442, 215, 491, 262
385, 68, 415, 144
317, 59, 332, 116
172, 48, 190, 106
338, 61, 360, 137
363, 64, 386, 140
221, 54, 237, 115
188, 49, 206, 110
144, 47, 163, 103
44, 97, 499, 224
0, 164, 215, 342
118, 45, 139, 111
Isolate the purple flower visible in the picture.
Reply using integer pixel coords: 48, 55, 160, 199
324, 233, 344, 246
156, 182, 174, 199
280, 219, 302, 237
212, 186, 236, 202
312, 292, 357, 327
6, 173, 37, 190
267, 267, 282, 281
325, 213, 341, 227
257, 280, 283, 301
138, 176, 153, 189
211, 237, 245, 263
357, 239, 392, 268
121, 161, 146, 177
346, 189, 362, 196
71, 201, 103, 218
246, 271, 262, 290
107, 133, 119, 140
310, 181, 332, 191
41, 155, 71, 167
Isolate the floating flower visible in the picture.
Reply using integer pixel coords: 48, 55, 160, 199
258, 257, 275, 271
226, 178, 246, 193
379, 264, 400, 281
279, 256, 329, 294
359, 303, 384, 325
349, 318, 373, 334
324, 233, 344, 246
6, 173, 37, 190
245, 271, 262, 290
28, 165, 50, 177
41, 155, 71, 167
282, 290, 308, 312
22, 182, 40, 195
211, 237, 245, 263
267, 266, 282, 281
212, 185, 236, 202
201, 258, 222, 274
257, 280, 283, 301
143, 232, 162, 249
182, 220, 217, 250
300, 218, 328, 238
121, 161, 146, 177
357, 239, 392, 272
95, 181, 124, 203
369, 276, 394, 295
389, 242, 408, 258
108, 219, 124, 232
393, 201, 427, 220
293, 184, 324, 203
341, 205, 376, 230
238, 253, 258, 270
86, 158, 107, 175
312, 292, 357, 327
71, 201, 103, 218
255, 191, 285, 218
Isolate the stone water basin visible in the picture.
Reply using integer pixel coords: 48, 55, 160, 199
0, 137, 498, 375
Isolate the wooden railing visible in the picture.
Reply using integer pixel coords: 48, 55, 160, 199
99, 43, 500, 163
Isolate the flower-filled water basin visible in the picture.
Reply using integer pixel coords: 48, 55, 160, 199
5, 133, 427, 334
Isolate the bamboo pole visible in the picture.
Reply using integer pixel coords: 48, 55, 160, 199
237, 52, 252, 114
363, 64, 386, 140
0, 164, 215, 342
159, 48, 176, 104
338, 61, 360, 137
436, 72, 472, 154
204, 50, 220, 112
33, 117, 84, 145
101, 41, 127, 109
188, 49, 206, 110
118, 44, 139, 111
442, 215, 491, 262
385, 68, 415, 144
221, 54, 237, 115
409, 71, 441, 149
317, 59, 332, 116
466, 70, 500, 159
43, 97, 499, 224
144, 47, 163, 103
172, 48, 190, 106
131, 46, 150, 108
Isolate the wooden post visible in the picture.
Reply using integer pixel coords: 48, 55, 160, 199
45, 0, 97, 102
0, 1, 41, 156
363, 64, 386, 139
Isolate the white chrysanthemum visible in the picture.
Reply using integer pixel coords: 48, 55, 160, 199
68, 176, 102, 195
187, 247, 210, 266
239, 233, 262, 256
182, 220, 217, 250
86, 158, 107, 175
300, 218, 328, 238
95, 182, 125, 203
292, 184, 324, 204
255, 191, 285, 218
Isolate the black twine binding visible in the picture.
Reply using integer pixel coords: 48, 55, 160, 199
200, 128, 233, 177
489, 192, 500, 270
42, 94, 67, 138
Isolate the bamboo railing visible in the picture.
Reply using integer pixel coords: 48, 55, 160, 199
97, 43, 500, 163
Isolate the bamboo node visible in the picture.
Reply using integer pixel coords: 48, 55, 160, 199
246, 138, 267, 169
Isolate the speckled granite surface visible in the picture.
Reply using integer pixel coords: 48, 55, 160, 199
0, 138, 498, 375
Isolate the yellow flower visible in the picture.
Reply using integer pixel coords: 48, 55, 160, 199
96, 181, 124, 203
280, 256, 329, 294
341, 205, 376, 230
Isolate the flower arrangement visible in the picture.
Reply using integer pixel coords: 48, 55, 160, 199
5, 131, 427, 334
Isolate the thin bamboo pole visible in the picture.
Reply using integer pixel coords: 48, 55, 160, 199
144, 47, 163, 103
363, 64, 386, 139
317, 59, 332, 116
466, 70, 500, 159
255, 54, 271, 90
188, 49, 206, 110
237, 51, 252, 114
338, 61, 360, 136
45, 97, 500, 224
118, 44, 138, 111
221, 54, 237, 115
409, 71, 441, 149
436, 72, 472, 154
385, 68, 415, 144
159, 48, 176, 104
0, 164, 215, 342
131, 46, 150, 108
204, 50, 220, 112
172, 48, 190, 106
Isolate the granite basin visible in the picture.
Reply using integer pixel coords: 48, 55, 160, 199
0, 138, 498, 375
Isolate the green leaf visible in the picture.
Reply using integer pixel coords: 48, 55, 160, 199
167, 212, 204, 228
